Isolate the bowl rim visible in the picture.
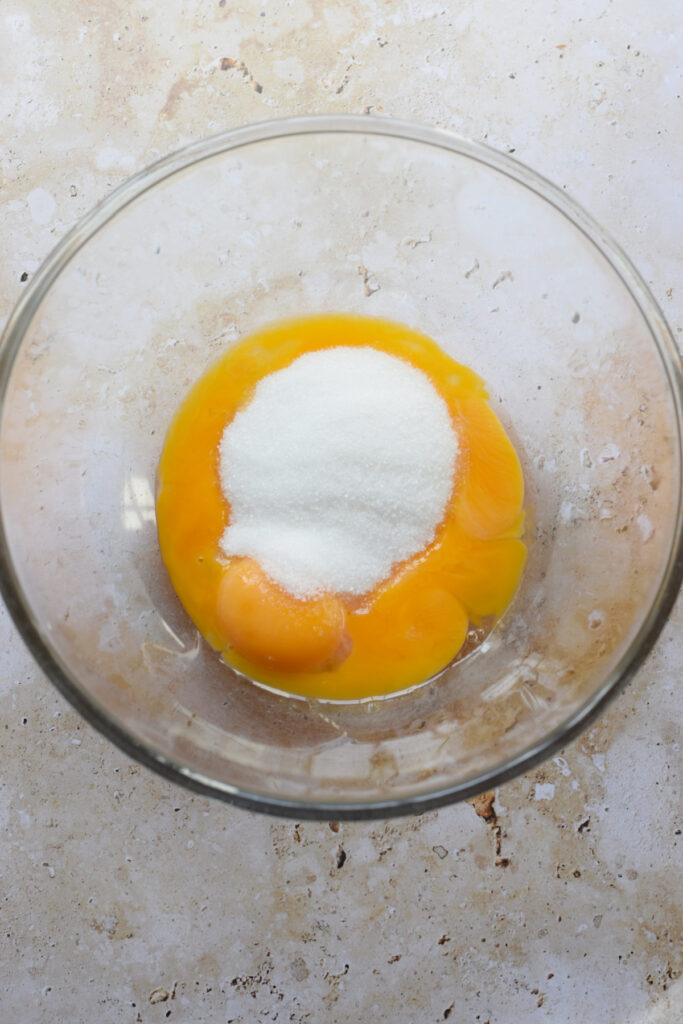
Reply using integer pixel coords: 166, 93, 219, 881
0, 113, 681, 820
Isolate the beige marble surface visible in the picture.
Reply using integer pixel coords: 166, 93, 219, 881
1, 1, 681, 1021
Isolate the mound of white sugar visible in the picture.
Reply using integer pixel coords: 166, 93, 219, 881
219, 346, 458, 599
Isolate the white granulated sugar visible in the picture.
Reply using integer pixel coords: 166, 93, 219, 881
219, 346, 458, 598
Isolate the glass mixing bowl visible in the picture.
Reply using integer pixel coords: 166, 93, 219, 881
0, 116, 680, 818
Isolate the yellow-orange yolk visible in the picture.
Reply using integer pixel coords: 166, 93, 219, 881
216, 559, 351, 673
156, 314, 526, 700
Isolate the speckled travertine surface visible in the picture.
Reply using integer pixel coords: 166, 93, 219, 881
0, 2, 681, 1022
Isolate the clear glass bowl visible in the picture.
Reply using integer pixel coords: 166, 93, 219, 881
0, 116, 680, 819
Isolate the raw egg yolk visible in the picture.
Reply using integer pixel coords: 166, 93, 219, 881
156, 314, 526, 701
216, 558, 350, 673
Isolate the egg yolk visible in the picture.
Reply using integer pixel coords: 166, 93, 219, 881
216, 559, 351, 673
156, 314, 526, 700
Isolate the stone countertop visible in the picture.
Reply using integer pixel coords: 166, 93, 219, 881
0, 2, 681, 1022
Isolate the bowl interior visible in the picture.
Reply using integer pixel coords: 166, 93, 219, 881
0, 121, 680, 815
